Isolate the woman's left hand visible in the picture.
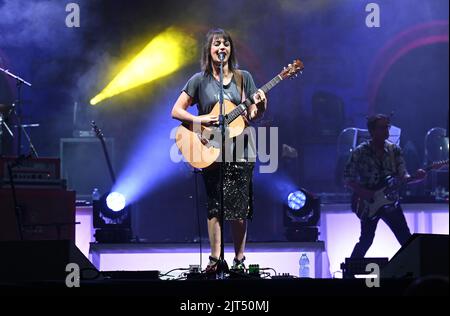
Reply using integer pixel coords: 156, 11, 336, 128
252, 89, 266, 105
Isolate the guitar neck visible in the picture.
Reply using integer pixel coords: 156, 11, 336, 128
99, 137, 117, 183
404, 160, 448, 184
92, 122, 117, 183
225, 74, 283, 125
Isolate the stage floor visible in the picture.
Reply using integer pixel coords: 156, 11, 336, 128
77, 203, 449, 277
89, 241, 331, 278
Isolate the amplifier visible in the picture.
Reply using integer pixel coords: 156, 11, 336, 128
0, 178, 67, 189
0, 156, 60, 181
0, 188, 76, 241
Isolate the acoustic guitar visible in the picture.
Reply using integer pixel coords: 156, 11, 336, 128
175, 59, 304, 168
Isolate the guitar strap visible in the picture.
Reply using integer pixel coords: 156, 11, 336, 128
233, 70, 253, 206
234, 70, 245, 103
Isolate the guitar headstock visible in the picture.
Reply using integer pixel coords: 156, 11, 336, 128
91, 120, 104, 140
430, 159, 449, 170
279, 59, 304, 80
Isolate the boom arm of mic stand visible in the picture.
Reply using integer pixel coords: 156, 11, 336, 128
0, 67, 32, 87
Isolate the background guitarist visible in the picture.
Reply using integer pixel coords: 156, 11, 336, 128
343, 114, 426, 258
171, 28, 267, 272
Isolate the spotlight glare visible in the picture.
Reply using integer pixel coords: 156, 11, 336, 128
288, 190, 306, 210
106, 192, 126, 212
90, 27, 197, 105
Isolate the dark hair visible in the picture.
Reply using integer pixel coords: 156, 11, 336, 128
367, 113, 390, 135
200, 28, 238, 75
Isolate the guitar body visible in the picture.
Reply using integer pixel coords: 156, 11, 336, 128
351, 194, 367, 220
175, 100, 246, 169
352, 187, 397, 220
367, 188, 398, 217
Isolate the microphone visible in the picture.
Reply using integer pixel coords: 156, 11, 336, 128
218, 52, 225, 62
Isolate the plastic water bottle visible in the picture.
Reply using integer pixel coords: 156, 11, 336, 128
92, 188, 100, 201
299, 253, 310, 278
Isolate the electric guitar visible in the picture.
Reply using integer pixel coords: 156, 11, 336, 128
175, 59, 304, 169
91, 121, 116, 183
352, 159, 449, 220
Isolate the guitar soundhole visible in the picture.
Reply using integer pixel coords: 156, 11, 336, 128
196, 133, 209, 146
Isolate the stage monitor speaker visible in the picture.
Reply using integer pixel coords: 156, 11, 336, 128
0, 240, 99, 282
60, 137, 114, 201
382, 234, 449, 278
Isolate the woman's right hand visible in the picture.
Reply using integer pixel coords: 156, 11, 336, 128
196, 115, 219, 126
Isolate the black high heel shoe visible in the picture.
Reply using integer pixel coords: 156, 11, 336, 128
231, 256, 246, 270
205, 256, 219, 273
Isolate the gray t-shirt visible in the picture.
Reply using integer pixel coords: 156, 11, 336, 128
182, 70, 258, 162
182, 70, 258, 115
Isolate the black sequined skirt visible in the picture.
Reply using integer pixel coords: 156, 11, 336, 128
202, 162, 254, 220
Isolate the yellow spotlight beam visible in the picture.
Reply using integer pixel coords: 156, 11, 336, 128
90, 28, 197, 105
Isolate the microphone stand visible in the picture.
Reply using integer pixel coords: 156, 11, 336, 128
0, 67, 35, 157
215, 53, 229, 278
0, 67, 35, 242
0, 112, 14, 139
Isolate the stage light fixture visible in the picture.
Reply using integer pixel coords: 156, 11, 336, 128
288, 190, 306, 210
106, 192, 126, 212
93, 192, 132, 243
284, 188, 321, 242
